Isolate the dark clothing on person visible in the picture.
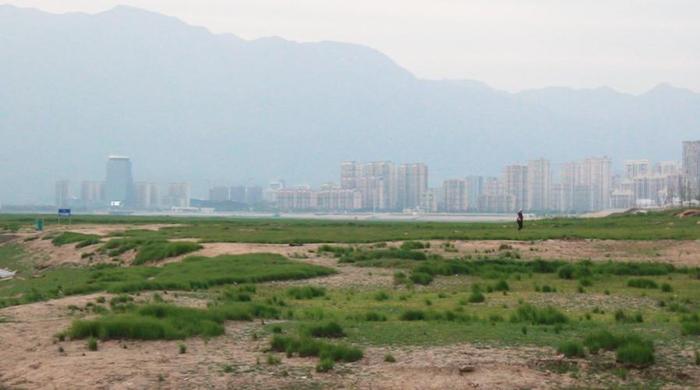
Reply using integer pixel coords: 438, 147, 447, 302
516, 211, 524, 231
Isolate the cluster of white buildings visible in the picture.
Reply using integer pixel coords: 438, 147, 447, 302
258, 140, 700, 214
272, 161, 429, 212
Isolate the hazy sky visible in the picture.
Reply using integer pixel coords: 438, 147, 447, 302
4, 0, 700, 93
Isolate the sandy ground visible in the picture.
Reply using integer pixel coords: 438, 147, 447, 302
0, 294, 581, 390
2, 293, 697, 390
3, 235, 700, 388
430, 239, 700, 267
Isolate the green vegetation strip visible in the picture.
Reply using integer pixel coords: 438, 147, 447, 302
3, 208, 700, 242
51, 232, 101, 248
66, 302, 280, 340
0, 254, 334, 307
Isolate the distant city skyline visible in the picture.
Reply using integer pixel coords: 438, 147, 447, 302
42, 141, 700, 214
3, 1, 700, 94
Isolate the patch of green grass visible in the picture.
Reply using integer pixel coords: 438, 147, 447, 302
66, 302, 279, 340
510, 304, 568, 325
3, 208, 700, 242
287, 286, 326, 300
400, 241, 429, 250
468, 291, 485, 303
627, 278, 659, 289
87, 337, 98, 351
614, 310, 644, 323
400, 310, 426, 321
558, 340, 585, 358
0, 254, 334, 306
51, 232, 101, 247
316, 357, 334, 372
616, 339, 655, 367
409, 272, 433, 285
583, 330, 621, 353
270, 335, 363, 364
0, 244, 31, 277
681, 320, 700, 336
266, 354, 281, 365
339, 248, 428, 263
133, 241, 202, 265
307, 321, 345, 338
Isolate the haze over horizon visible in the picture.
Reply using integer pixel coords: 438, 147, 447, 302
3, 0, 700, 94
0, 2, 699, 205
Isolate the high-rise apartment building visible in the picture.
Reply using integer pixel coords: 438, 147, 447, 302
229, 186, 246, 203
105, 156, 134, 207
397, 163, 428, 210
80, 181, 104, 206
624, 160, 651, 179
245, 186, 263, 205
527, 159, 550, 211
134, 182, 160, 209
503, 165, 528, 211
465, 176, 484, 211
277, 187, 316, 211
582, 157, 612, 211
316, 188, 362, 211
442, 179, 469, 212
341, 161, 397, 210
163, 183, 190, 208
683, 141, 700, 200
477, 177, 514, 213
558, 157, 612, 212
209, 186, 230, 202
55, 180, 70, 208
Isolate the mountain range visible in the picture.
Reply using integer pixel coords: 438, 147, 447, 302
1, 5, 699, 204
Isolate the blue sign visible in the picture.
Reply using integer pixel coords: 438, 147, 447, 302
58, 208, 71, 217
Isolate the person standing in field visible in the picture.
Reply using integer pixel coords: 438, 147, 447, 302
516, 209, 524, 231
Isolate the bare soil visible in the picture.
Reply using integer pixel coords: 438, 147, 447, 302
0, 294, 581, 390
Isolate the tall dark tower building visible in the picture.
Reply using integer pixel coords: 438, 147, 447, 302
105, 156, 134, 207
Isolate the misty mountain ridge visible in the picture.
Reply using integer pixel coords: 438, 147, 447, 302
0, 4, 698, 204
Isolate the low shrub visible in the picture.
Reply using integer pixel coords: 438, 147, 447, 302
52, 232, 101, 247
308, 322, 345, 338
374, 291, 390, 301
270, 335, 363, 364
627, 278, 658, 289
67, 303, 278, 341
316, 357, 334, 372
133, 241, 202, 265
558, 265, 575, 280
400, 241, 428, 250
558, 341, 585, 358
493, 280, 510, 292
614, 310, 643, 323
616, 339, 655, 367
409, 272, 433, 285
661, 283, 673, 292
266, 354, 281, 365
681, 321, 700, 336
287, 286, 326, 300
511, 304, 568, 325
364, 312, 387, 321
584, 330, 620, 353
87, 337, 98, 351
400, 310, 426, 321
468, 291, 485, 303
384, 354, 396, 363
318, 245, 354, 257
